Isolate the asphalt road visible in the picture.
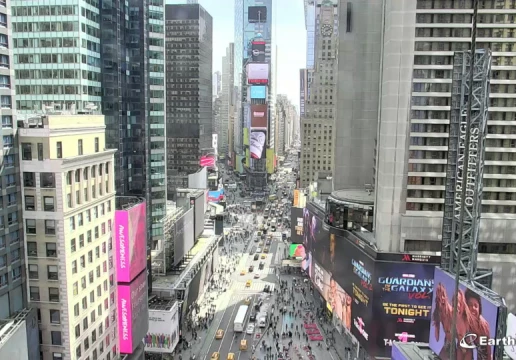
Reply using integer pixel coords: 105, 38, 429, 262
204, 233, 282, 360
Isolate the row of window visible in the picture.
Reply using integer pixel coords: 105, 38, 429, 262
71, 246, 112, 275
0, 249, 22, 268
12, 5, 78, 17
28, 264, 58, 281
0, 231, 20, 249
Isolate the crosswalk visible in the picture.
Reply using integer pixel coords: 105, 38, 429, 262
234, 281, 276, 292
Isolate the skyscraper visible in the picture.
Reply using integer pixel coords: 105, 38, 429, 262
300, 0, 339, 187
221, 43, 234, 158
11, 0, 167, 263
212, 71, 221, 99
0, 0, 27, 319
165, 3, 213, 198
19, 114, 118, 360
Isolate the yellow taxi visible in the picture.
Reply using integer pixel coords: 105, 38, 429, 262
261, 254, 266, 259
215, 329, 224, 339
264, 247, 269, 253
227, 353, 235, 360
240, 339, 248, 350
246, 280, 252, 287
258, 241, 264, 247
240, 269, 246, 275
211, 352, 220, 360
244, 297, 252, 305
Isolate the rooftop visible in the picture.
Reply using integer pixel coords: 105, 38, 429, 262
330, 188, 374, 206
148, 297, 177, 311
152, 231, 220, 292
393, 343, 439, 360
18, 113, 105, 132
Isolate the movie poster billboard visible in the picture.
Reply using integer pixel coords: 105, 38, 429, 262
115, 201, 147, 283
251, 104, 268, 128
144, 302, 180, 353
290, 207, 304, 243
429, 267, 500, 360
251, 41, 266, 62
327, 276, 352, 333
372, 262, 436, 357
250, 129, 266, 159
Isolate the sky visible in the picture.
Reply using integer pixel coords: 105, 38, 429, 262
199, 0, 307, 110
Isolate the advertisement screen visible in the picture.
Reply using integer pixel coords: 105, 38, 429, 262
118, 271, 149, 354
173, 208, 195, 266
247, 63, 269, 85
289, 244, 305, 258
250, 129, 267, 159
208, 190, 224, 202
372, 262, 436, 357
250, 85, 267, 99
244, 104, 251, 128
144, 303, 180, 353
429, 267, 500, 360
248, 5, 267, 22
193, 193, 204, 240
251, 104, 268, 128
115, 202, 147, 283
506, 313, 516, 360
199, 155, 216, 168
251, 42, 266, 62
266, 148, 275, 174
313, 260, 331, 298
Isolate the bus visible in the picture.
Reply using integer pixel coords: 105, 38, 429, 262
234, 305, 249, 332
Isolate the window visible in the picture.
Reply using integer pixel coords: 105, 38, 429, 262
53, 353, 63, 360
75, 170, 81, 182
72, 260, 77, 274
7, 212, 17, 226
83, 317, 88, 330
43, 196, 55, 211
46, 243, 57, 257
7, 193, 16, 207
12, 266, 21, 280
67, 171, 72, 185
51, 331, 62, 346
22, 143, 32, 160
47, 265, 58, 280
92, 185, 96, 198
78, 139, 83, 155
74, 304, 80, 317
56, 141, 62, 158
49, 287, 60, 302
26, 219, 36, 234
30, 286, 40, 301
88, 250, 93, 263
45, 220, 56, 235
79, 234, 85, 247
84, 188, 89, 201
75, 324, 81, 338
40, 173, 55, 188
76, 345, 81, 358
23, 172, 35, 187
37, 143, 44, 160
1, 115, 12, 128
10, 248, 20, 262
80, 255, 85, 268
50, 309, 60, 324
95, 137, 99, 152
2, 134, 13, 148
29, 265, 38, 279
27, 242, 37, 256
6, 174, 15, 187
25, 195, 35, 210
0, 255, 5, 268
84, 337, 90, 351
73, 281, 78, 296
76, 190, 81, 205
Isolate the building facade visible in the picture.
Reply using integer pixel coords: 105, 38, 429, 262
165, 3, 213, 198
19, 115, 118, 360
221, 43, 234, 159
212, 71, 221, 99
0, 0, 27, 320
300, 0, 339, 187
276, 95, 297, 156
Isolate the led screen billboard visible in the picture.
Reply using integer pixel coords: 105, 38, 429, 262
208, 190, 224, 202
173, 208, 194, 266
115, 202, 147, 283
247, 63, 269, 85
251, 41, 266, 62
118, 271, 149, 354
250, 85, 267, 99
144, 302, 180, 353
429, 267, 500, 360
506, 313, 516, 360
199, 155, 216, 168
372, 262, 435, 357
289, 243, 305, 258
251, 104, 268, 128
248, 6, 267, 22
250, 129, 267, 159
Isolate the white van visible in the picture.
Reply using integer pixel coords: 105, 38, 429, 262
258, 315, 267, 328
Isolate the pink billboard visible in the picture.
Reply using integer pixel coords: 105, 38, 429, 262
117, 271, 149, 354
115, 202, 147, 283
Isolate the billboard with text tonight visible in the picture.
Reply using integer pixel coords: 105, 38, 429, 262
429, 267, 501, 360
372, 262, 436, 357
144, 302, 180, 353
247, 63, 269, 85
251, 104, 268, 128
118, 271, 149, 354
115, 202, 147, 283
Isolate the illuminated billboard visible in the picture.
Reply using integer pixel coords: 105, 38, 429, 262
118, 271, 149, 354
173, 208, 194, 266
266, 148, 275, 174
243, 128, 249, 146
199, 155, 216, 168
251, 104, 268, 129
248, 6, 267, 22
290, 207, 304, 244
251, 41, 266, 62
144, 302, 180, 353
429, 267, 501, 360
115, 201, 147, 283
250, 85, 267, 99
250, 129, 267, 159
247, 63, 269, 85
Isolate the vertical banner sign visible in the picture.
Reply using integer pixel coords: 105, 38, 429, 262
293, 190, 300, 206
